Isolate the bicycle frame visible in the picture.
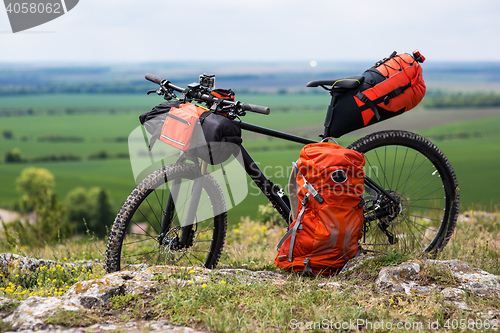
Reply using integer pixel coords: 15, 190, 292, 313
239, 122, 398, 220
170, 120, 399, 248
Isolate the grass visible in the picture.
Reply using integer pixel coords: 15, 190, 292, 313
439, 210, 500, 275
147, 212, 500, 332
0, 208, 498, 331
44, 309, 96, 327
0, 235, 107, 301
342, 250, 411, 281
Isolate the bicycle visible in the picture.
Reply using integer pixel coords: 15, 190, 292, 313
105, 73, 460, 273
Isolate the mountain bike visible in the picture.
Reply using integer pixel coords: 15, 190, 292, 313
105, 73, 460, 273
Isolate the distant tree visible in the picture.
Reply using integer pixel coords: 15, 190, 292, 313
5, 148, 23, 163
5, 167, 70, 248
16, 167, 55, 209
65, 186, 114, 237
87, 187, 114, 237
88, 150, 108, 160
65, 187, 91, 234
2, 130, 13, 139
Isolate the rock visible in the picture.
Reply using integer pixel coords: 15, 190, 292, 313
441, 287, 470, 310
4, 296, 84, 331
4, 266, 173, 331
0, 253, 58, 273
12, 320, 205, 333
376, 261, 438, 295
441, 287, 466, 299
375, 259, 500, 304
0, 253, 95, 274
338, 254, 375, 275
434, 259, 500, 297
66, 269, 159, 308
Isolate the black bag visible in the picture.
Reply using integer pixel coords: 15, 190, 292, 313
323, 52, 426, 138
140, 101, 242, 165
194, 112, 242, 165
324, 86, 407, 138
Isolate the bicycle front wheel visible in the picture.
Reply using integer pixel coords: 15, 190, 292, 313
348, 130, 459, 255
105, 163, 227, 273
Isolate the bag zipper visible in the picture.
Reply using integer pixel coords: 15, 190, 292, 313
166, 112, 192, 125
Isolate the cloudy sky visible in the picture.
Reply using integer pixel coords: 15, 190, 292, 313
1, 0, 499, 63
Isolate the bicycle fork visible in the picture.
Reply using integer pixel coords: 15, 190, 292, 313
158, 160, 206, 250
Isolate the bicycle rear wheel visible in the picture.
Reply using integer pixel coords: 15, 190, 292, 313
347, 130, 459, 255
105, 163, 227, 273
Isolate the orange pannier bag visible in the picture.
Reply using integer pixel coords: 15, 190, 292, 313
324, 51, 426, 138
355, 52, 426, 118
275, 142, 365, 275
159, 103, 206, 152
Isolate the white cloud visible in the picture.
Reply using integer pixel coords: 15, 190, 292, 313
1, 0, 499, 62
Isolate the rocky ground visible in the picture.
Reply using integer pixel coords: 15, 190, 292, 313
0, 253, 499, 332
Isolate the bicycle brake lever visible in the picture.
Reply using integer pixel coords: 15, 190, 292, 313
147, 89, 160, 95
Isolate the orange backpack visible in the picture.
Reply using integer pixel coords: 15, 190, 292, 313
275, 142, 365, 275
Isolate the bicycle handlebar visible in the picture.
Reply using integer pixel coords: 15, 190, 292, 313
240, 103, 270, 115
145, 73, 164, 86
145, 73, 270, 115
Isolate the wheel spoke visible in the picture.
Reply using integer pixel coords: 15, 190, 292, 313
105, 164, 227, 273
348, 131, 458, 256
395, 147, 410, 191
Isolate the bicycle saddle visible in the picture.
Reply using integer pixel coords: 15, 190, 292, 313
307, 75, 364, 89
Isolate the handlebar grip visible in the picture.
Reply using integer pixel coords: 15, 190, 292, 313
145, 73, 164, 85
241, 103, 270, 115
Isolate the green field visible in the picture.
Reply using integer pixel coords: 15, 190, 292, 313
1, 93, 500, 226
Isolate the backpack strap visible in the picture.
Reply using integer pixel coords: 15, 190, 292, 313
197, 110, 214, 163
355, 92, 381, 121
323, 92, 339, 137
303, 257, 315, 275
275, 193, 309, 259
382, 81, 412, 105
356, 78, 413, 120
288, 193, 309, 262
198, 110, 212, 124
293, 162, 324, 204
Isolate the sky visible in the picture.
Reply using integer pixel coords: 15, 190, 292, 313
1, 0, 500, 63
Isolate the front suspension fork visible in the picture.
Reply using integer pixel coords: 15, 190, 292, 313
158, 158, 207, 248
